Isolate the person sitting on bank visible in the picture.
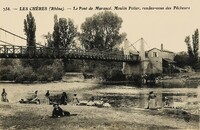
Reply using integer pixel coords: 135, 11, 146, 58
60, 92, 68, 105
30, 90, 40, 104
72, 94, 79, 105
52, 103, 70, 118
164, 96, 170, 107
1, 88, 8, 102
87, 96, 95, 106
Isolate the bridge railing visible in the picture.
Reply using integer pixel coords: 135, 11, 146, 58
0, 45, 140, 62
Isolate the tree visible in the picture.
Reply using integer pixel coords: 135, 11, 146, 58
52, 15, 78, 49
192, 29, 199, 63
59, 18, 78, 48
80, 11, 126, 51
185, 29, 199, 66
24, 12, 36, 47
52, 15, 61, 49
174, 53, 190, 67
43, 32, 53, 47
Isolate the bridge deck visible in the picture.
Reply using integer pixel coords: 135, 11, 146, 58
0, 45, 140, 62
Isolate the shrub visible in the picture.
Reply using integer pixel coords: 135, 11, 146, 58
109, 69, 126, 81
126, 74, 142, 87
0, 59, 65, 82
193, 62, 200, 71
0, 65, 15, 80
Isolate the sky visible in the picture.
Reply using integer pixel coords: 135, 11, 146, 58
0, 0, 200, 52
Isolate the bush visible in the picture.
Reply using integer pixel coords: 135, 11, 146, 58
174, 54, 190, 68
109, 69, 126, 81
52, 60, 64, 80
15, 66, 37, 83
126, 74, 142, 87
36, 60, 64, 81
0, 59, 65, 82
193, 62, 200, 71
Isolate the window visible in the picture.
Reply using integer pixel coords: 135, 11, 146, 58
152, 52, 158, 57
145, 52, 148, 58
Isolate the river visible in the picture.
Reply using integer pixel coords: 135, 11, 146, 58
0, 75, 199, 115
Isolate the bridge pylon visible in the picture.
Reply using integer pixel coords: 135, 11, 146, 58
122, 38, 147, 75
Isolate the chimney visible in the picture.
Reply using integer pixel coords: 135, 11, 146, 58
161, 43, 163, 51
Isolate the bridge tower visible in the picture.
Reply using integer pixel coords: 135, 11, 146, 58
122, 38, 147, 75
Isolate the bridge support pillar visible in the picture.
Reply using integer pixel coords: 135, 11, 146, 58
122, 38, 147, 75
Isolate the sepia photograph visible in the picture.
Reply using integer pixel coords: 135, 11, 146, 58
0, 0, 199, 129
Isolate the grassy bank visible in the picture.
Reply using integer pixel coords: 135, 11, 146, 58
0, 103, 198, 130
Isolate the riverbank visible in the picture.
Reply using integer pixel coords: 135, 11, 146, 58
0, 74, 199, 130
0, 102, 198, 130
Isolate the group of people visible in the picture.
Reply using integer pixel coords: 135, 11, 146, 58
147, 91, 170, 109
45, 90, 80, 106
1, 88, 171, 118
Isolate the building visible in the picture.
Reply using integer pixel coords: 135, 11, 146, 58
145, 44, 176, 74
122, 39, 176, 75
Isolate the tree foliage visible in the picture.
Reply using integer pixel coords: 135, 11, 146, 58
185, 29, 199, 66
80, 11, 126, 51
43, 32, 53, 47
52, 15, 61, 49
52, 15, 78, 49
192, 29, 199, 63
0, 59, 64, 82
24, 12, 36, 47
174, 53, 190, 68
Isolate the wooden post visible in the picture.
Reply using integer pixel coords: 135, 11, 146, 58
4, 45, 7, 54
12, 46, 15, 54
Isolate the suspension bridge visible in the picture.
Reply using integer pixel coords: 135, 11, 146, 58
0, 28, 140, 62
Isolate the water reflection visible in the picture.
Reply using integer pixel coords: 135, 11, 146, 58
157, 80, 199, 88
81, 91, 198, 113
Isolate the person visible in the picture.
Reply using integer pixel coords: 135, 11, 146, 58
164, 96, 170, 107
1, 88, 8, 102
60, 92, 68, 105
87, 96, 95, 106
52, 103, 70, 118
31, 90, 40, 104
72, 94, 79, 105
45, 90, 50, 104
147, 91, 156, 109
88, 96, 95, 102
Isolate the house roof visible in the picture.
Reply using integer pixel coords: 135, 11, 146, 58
146, 48, 160, 52
163, 58, 176, 63
162, 49, 175, 53
146, 48, 174, 54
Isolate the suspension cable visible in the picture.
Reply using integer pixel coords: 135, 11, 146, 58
0, 28, 46, 47
0, 40, 15, 46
